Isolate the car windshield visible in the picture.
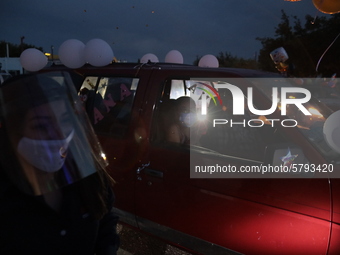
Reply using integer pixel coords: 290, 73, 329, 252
251, 78, 340, 164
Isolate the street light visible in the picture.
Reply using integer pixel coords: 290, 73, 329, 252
51, 45, 54, 62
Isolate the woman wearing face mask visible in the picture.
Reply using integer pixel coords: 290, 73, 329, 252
0, 72, 119, 255
167, 96, 202, 145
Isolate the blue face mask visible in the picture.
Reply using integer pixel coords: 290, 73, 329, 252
179, 112, 197, 127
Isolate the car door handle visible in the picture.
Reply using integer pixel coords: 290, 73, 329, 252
136, 162, 150, 174
144, 168, 164, 178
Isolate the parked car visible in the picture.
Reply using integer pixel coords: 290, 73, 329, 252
0, 72, 12, 84
42, 63, 340, 255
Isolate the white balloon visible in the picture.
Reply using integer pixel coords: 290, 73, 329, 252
140, 53, 159, 63
165, 50, 183, 64
20, 48, 48, 72
198, 54, 219, 68
58, 39, 85, 68
85, 39, 114, 67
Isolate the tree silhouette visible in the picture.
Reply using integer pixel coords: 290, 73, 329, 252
257, 10, 340, 77
193, 52, 258, 69
0, 40, 44, 58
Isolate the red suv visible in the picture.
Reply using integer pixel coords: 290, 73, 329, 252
45, 63, 340, 254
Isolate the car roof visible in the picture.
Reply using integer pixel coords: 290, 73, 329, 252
45, 62, 281, 78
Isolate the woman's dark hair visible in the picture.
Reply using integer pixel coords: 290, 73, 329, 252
76, 167, 115, 220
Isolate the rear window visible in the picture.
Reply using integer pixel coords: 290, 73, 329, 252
79, 76, 139, 137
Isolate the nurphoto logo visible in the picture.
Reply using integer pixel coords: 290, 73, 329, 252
191, 80, 312, 128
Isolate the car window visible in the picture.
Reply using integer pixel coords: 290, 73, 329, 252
250, 78, 340, 163
152, 78, 290, 162
79, 76, 138, 137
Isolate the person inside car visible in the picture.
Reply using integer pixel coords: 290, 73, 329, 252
0, 73, 119, 255
166, 96, 203, 145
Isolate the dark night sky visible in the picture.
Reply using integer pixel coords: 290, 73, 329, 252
1, 0, 324, 64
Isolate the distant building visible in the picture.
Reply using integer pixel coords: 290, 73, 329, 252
0, 57, 23, 75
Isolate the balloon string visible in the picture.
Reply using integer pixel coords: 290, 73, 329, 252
316, 31, 340, 72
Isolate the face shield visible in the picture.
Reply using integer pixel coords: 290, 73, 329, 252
0, 71, 107, 196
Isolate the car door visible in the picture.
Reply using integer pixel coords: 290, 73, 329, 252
134, 69, 332, 255
77, 66, 152, 226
